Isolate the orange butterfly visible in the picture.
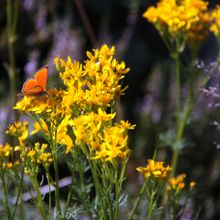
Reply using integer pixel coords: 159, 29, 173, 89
20, 66, 48, 96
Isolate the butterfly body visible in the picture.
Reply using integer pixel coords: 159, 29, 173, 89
20, 66, 48, 96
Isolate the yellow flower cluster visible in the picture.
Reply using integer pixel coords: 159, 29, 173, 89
6, 121, 28, 146
14, 89, 72, 151
14, 89, 65, 116
24, 143, 53, 176
31, 115, 74, 153
210, 5, 220, 41
186, 11, 210, 44
70, 108, 135, 162
167, 173, 186, 192
136, 159, 172, 179
3, 121, 53, 174
55, 44, 130, 111
143, 0, 209, 35
0, 143, 19, 170
13, 45, 133, 162
167, 173, 196, 192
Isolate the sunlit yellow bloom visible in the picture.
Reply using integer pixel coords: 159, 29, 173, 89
167, 173, 186, 192
70, 110, 134, 162
0, 143, 20, 170
15, 44, 133, 162
14, 146, 20, 151
6, 121, 29, 146
55, 44, 130, 110
136, 160, 172, 179
3, 162, 13, 169
57, 115, 74, 153
31, 119, 49, 135
14, 89, 66, 116
15, 90, 70, 151
119, 120, 136, 130
187, 11, 211, 45
143, 0, 208, 35
24, 143, 53, 171
91, 125, 130, 162
3, 143, 12, 157
0, 143, 12, 159
27, 150, 36, 158
190, 181, 196, 190
70, 110, 115, 146
210, 5, 220, 41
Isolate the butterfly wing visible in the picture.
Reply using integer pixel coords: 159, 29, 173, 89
20, 66, 48, 96
35, 66, 48, 92
21, 79, 45, 96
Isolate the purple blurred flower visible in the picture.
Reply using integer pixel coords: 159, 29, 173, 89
201, 87, 220, 108
24, 50, 40, 77
137, 93, 162, 123
135, 67, 163, 123
35, 6, 47, 31
180, 199, 193, 220
0, 106, 12, 143
23, 0, 37, 11
46, 20, 83, 72
191, 59, 220, 120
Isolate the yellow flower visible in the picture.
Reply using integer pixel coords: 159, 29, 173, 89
91, 125, 130, 162
57, 115, 74, 153
190, 181, 196, 190
24, 143, 53, 170
15, 90, 71, 152
3, 162, 13, 169
70, 110, 134, 162
187, 11, 211, 45
136, 159, 172, 179
210, 5, 220, 41
15, 44, 132, 162
0, 143, 20, 170
14, 89, 66, 116
55, 44, 130, 111
31, 119, 48, 135
167, 173, 186, 192
3, 143, 12, 157
6, 121, 29, 146
70, 111, 115, 146
119, 120, 136, 130
27, 150, 36, 158
143, 0, 209, 35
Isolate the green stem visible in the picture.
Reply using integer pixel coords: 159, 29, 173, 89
114, 180, 120, 220
147, 191, 156, 220
64, 188, 71, 217
78, 162, 93, 218
7, 0, 19, 112
53, 157, 61, 215
1, 171, 12, 220
31, 175, 47, 220
171, 83, 191, 176
128, 179, 148, 220
174, 53, 181, 118
88, 159, 103, 219
81, 145, 106, 219
46, 172, 52, 220
79, 152, 86, 197
101, 165, 113, 220
114, 158, 128, 219
48, 125, 62, 218
11, 168, 25, 220
170, 52, 181, 176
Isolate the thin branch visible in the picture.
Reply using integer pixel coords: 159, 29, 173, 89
74, 0, 97, 47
